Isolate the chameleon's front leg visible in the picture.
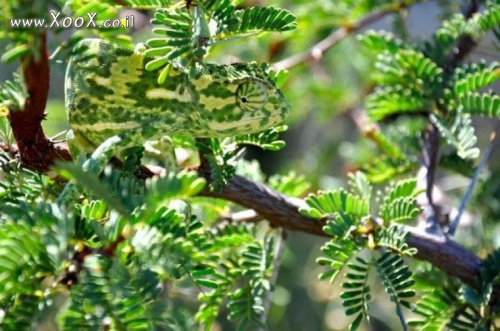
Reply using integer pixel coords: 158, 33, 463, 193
57, 131, 140, 206
81, 120, 160, 174
83, 135, 126, 174
65, 128, 128, 175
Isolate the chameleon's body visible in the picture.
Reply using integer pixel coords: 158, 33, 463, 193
65, 39, 290, 165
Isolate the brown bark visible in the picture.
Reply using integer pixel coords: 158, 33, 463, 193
197, 171, 484, 289
7, 34, 71, 172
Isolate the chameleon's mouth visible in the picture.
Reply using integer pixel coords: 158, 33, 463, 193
210, 114, 285, 133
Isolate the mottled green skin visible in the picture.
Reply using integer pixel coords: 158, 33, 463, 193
65, 39, 290, 158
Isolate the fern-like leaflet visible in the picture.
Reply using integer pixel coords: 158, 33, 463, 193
234, 125, 287, 151
341, 257, 373, 331
431, 113, 480, 160
375, 253, 415, 328
409, 287, 482, 330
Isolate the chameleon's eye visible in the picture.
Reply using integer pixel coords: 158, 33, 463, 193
236, 80, 268, 111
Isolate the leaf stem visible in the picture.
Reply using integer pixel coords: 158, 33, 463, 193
258, 229, 286, 330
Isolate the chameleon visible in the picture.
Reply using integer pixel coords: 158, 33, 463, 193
65, 38, 290, 173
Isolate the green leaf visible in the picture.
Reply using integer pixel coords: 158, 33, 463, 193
195, 279, 219, 289
147, 8, 196, 66
0, 222, 53, 301
478, 2, 500, 32
62, 255, 162, 329
439, 152, 477, 177
375, 252, 415, 325
317, 219, 364, 284
301, 189, 369, 219
458, 92, 500, 118
234, 125, 288, 151
350, 313, 364, 331
358, 30, 410, 54
340, 257, 372, 330
229, 6, 297, 34
118, 0, 173, 9
144, 55, 171, 71
374, 225, 417, 256
268, 171, 310, 197
431, 113, 480, 159
409, 287, 481, 330
362, 127, 407, 160
453, 62, 500, 95
1, 43, 29, 63
380, 196, 421, 224
347, 172, 373, 201
192, 268, 216, 278
385, 179, 419, 202
56, 161, 136, 215
366, 85, 428, 121
195, 138, 236, 192
145, 170, 206, 208
0, 293, 42, 330
373, 49, 442, 87
361, 155, 414, 183
480, 247, 500, 306
0, 73, 27, 112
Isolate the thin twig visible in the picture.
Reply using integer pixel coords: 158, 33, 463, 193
419, 0, 481, 232
272, 2, 409, 70
448, 129, 499, 235
420, 122, 442, 232
395, 300, 409, 331
258, 228, 287, 330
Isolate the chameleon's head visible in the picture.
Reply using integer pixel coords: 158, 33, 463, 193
192, 62, 290, 137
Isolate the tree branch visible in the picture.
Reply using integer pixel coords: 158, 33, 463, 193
6, 33, 71, 172
272, 1, 411, 70
196, 171, 483, 288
